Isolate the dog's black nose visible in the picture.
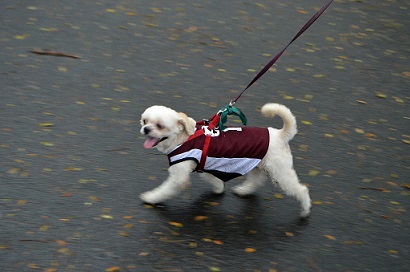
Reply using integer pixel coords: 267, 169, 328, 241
143, 127, 151, 135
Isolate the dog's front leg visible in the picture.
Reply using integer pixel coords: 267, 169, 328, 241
140, 161, 196, 204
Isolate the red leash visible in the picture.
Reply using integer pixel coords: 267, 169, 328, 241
186, 0, 334, 171
231, 0, 334, 105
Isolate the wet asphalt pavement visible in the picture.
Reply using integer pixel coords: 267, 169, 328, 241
1, 0, 409, 271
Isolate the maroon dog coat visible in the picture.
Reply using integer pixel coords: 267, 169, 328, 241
167, 126, 270, 181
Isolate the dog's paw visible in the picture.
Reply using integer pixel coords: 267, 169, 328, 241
213, 182, 225, 194
232, 185, 253, 196
300, 208, 311, 219
140, 191, 159, 204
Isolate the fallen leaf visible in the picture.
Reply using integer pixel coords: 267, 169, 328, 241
55, 240, 67, 246
89, 195, 101, 202
38, 122, 54, 127
324, 235, 337, 240
40, 142, 54, 147
118, 231, 130, 237
189, 242, 197, 248
274, 193, 284, 199
245, 247, 257, 252
105, 267, 121, 272
39, 225, 49, 232
213, 240, 224, 245
27, 263, 40, 269
194, 216, 208, 221
376, 92, 387, 99
64, 166, 83, 171
17, 199, 27, 205
308, 170, 320, 176
169, 222, 183, 228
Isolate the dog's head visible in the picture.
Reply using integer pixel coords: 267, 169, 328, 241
140, 105, 196, 153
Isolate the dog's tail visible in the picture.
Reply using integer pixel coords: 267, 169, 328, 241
261, 103, 297, 141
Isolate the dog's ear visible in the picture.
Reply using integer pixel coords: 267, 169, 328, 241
178, 112, 196, 135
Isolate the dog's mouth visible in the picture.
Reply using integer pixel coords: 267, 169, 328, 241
143, 136, 168, 149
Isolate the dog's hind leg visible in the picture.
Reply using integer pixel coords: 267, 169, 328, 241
269, 167, 311, 218
232, 167, 267, 196
199, 173, 225, 194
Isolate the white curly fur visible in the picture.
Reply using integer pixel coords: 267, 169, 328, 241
140, 103, 311, 218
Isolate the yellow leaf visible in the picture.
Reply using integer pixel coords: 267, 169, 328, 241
118, 231, 130, 237
308, 170, 320, 176
124, 224, 134, 229
40, 142, 54, 147
194, 216, 208, 221
8, 168, 20, 174
286, 68, 296, 72
106, 9, 116, 13
56, 240, 67, 246
105, 267, 121, 272
169, 222, 183, 228
39, 225, 49, 232
355, 128, 365, 134
324, 235, 337, 240
245, 247, 257, 253
27, 263, 40, 269
283, 95, 294, 100
376, 92, 387, 99
101, 215, 113, 219
301, 120, 312, 125
89, 196, 101, 202
17, 200, 27, 205
38, 122, 54, 127
274, 193, 284, 199
64, 166, 83, 171
299, 144, 309, 152
393, 96, 404, 103
15, 34, 28, 40
151, 7, 162, 13
40, 27, 59, 32
189, 242, 197, 248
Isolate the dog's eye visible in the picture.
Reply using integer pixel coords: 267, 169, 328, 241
142, 119, 147, 125
157, 124, 164, 129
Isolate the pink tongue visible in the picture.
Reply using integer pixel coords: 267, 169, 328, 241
144, 137, 159, 149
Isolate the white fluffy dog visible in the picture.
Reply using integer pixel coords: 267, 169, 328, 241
140, 103, 311, 218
